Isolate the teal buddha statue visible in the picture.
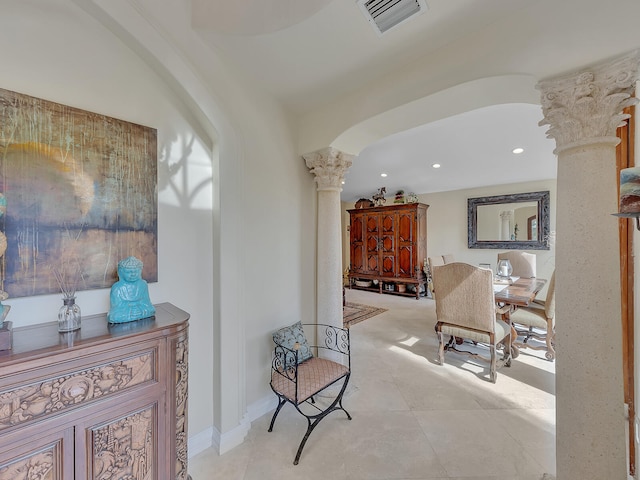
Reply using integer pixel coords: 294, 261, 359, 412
107, 256, 155, 324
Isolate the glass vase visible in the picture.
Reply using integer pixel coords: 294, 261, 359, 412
496, 259, 513, 278
58, 296, 81, 332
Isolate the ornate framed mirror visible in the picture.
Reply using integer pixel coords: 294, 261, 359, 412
467, 191, 550, 250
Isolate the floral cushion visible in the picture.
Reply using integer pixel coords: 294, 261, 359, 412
272, 321, 313, 367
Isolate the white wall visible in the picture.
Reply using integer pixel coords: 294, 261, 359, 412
343, 179, 557, 295
419, 180, 556, 287
1, 0, 316, 457
1, 0, 217, 439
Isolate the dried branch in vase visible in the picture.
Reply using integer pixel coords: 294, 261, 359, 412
51, 261, 83, 299
50, 223, 87, 298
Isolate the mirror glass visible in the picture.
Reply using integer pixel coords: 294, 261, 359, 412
476, 202, 537, 241
468, 191, 550, 250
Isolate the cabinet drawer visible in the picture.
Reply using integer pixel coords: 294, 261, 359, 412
0, 344, 159, 435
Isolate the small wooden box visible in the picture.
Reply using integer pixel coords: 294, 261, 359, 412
0, 321, 12, 351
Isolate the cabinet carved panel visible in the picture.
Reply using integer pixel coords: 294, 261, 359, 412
381, 214, 394, 232
398, 246, 412, 276
0, 351, 154, 432
397, 213, 413, 242
0, 443, 58, 480
92, 406, 156, 480
381, 236, 394, 252
382, 255, 395, 275
175, 336, 189, 480
351, 216, 363, 241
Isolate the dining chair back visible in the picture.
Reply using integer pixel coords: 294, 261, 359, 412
428, 256, 445, 269
442, 254, 455, 264
432, 262, 512, 383
427, 254, 455, 297
509, 269, 556, 360
497, 251, 536, 278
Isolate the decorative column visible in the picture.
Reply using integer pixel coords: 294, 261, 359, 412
500, 210, 512, 241
303, 147, 353, 350
537, 50, 639, 480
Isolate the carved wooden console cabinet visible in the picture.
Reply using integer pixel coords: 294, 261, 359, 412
0, 302, 190, 480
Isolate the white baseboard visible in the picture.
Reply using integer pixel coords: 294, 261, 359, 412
188, 427, 214, 458
188, 394, 277, 459
248, 394, 278, 423
217, 413, 251, 455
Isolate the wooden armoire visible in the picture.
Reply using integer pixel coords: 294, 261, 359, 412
348, 203, 428, 299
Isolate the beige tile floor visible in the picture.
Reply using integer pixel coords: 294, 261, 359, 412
189, 288, 555, 480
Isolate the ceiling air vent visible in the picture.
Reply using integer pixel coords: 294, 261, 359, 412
357, 0, 428, 36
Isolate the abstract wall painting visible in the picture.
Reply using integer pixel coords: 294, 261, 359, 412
0, 87, 157, 298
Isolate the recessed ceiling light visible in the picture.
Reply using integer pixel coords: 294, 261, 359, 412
512, 147, 524, 154
432, 163, 441, 169
381, 173, 388, 177
341, 180, 345, 184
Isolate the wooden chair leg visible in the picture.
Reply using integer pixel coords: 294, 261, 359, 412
490, 341, 497, 383
437, 330, 445, 365
502, 333, 512, 368
545, 318, 556, 361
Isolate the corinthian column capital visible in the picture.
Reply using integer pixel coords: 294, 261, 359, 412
303, 147, 353, 191
537, 50, 640, 153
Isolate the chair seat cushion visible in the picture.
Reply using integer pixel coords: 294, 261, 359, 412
271, 357, 349, 404
440, 318, 510, 344
510, 302, 549, 330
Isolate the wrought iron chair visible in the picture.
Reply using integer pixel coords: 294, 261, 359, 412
268, 322, 351, 465
508, 269, 556, 360
497, 251, 537, 278
432, 262, 512, 383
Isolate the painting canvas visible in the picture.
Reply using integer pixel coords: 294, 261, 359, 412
0, 88, 157, 298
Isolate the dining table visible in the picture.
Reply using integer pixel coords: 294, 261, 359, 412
494, 276, 547, 307
494, 276, 547, 358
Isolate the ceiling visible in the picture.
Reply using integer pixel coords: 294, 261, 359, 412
192, 0, 537, 115
345, 103, 556, 202
141, 0, 640, 202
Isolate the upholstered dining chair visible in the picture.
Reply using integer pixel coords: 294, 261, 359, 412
432, 262, 512, 383
442, 253, 455, 264
428, 255, 444, 270
508, 269, 556, 361
427, 254, 455, 296
497, 251, 537, 278
428, 254, 455, 269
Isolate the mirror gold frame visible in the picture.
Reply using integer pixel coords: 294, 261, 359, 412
467, 191, 551, 250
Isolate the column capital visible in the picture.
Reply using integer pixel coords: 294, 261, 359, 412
303, 147, 353, 191
537, 50, 640, 154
